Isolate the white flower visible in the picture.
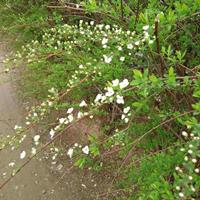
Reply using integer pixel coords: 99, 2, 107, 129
149, 40, 154, 44
90, 21, 94, 26
182, 131, 188, 137
31, 147, 36, 155
95, 94, 103, 102
123, 106, 130, 114
121, 114, 126, 120
81, 184, 86, 188
79, 100, 87, 107
143, 25, 149, 31
112, 79, 119, 87
175, 166, 180, 171
49, 129, 55, 139
118, 46, 122, 51
116, 95, 124, 104
5, 68, 9, 73
103, 45, 107, 49
195, 168, 199, 173
20, 151, 26, 159
98, 24, 104, 30
14, 125, 21, 130
48, 101, 53, 106
33, 135, 40, 142
176, 186, 180, 191
192, 158, 197, 163
179, 192, 184, 197
120, 57, 125, 62
101, 95, 106, 102
105, 87, 114, 97
127, 43, 133, 49
105, 25, 110, 30
188, 150, 193, 154
49, 87, 55, 93
103, 55, 112, 64
135, 41, 140, 46
102, 38, 108, 45
9, 162, 15, 167
82, 145, 89, 155
77, 111, 84, 119
184, 156, 188, 161
59, 118, 66, 124
79, 64, 84, 69
68, 114, 73, 122
132, 31, 135, 36
67, 148, 74, 158
74, 143, 78, 147
119, 79, 129, 89
124, 118, 129, 123
26, 121, 30, 125
189, 176, 193, 180
67, 108, 74, 114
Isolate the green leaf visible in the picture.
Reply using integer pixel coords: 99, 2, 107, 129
129, 16, 135, 30
166, 67, 176, 87
192, 102, 200, 112
133, 69, 143, 79
193, 90, 200, 98
90, 144, 100, 157
132, 101, 143, 108
74, 157, 87, 169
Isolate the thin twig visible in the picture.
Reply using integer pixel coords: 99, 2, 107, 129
109, 110, 194, 187
154, 18, 165, 76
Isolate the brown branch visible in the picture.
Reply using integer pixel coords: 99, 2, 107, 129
120, 0, 124, 21
0, 116, 86, 190
154, 19, 165, 77
46, 5, 127, 26
108, 110, 194, 186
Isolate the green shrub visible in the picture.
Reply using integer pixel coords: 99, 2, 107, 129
1, 0, 200, 199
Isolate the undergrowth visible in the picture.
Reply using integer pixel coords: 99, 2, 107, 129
0, 0, 200, 199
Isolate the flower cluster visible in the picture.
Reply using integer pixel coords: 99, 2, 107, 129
67, 143, 90, 159
121, 106, 131, 124
94, 79, 129, 105
174, 130, 200, 199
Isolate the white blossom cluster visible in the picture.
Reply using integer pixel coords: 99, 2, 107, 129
121, 106, 131, 124
13, 20, 154, 68
175, 130, 200, 199
25, 88, 58, 126
3, 20, 156, 177
94, 79, 129, 106
67, 143, 90, 159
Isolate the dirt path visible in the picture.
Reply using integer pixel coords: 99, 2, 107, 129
0, 41, 110, 200
0, 41, 75, 200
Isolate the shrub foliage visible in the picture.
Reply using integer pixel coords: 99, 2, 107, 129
0, 0, 200, 199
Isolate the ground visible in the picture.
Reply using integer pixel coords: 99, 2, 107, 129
0, 40, 110, 200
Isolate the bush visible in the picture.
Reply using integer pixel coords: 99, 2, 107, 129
1, 0, 200, 199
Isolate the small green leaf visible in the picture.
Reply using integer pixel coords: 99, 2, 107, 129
74, 157, 87, 169
166, 67, 176, 87
133, 69, 143, 79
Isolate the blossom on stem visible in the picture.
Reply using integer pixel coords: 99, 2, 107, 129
82, 146, 89, 155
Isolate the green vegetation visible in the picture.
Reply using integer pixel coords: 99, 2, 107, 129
0, 0, 200, 199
